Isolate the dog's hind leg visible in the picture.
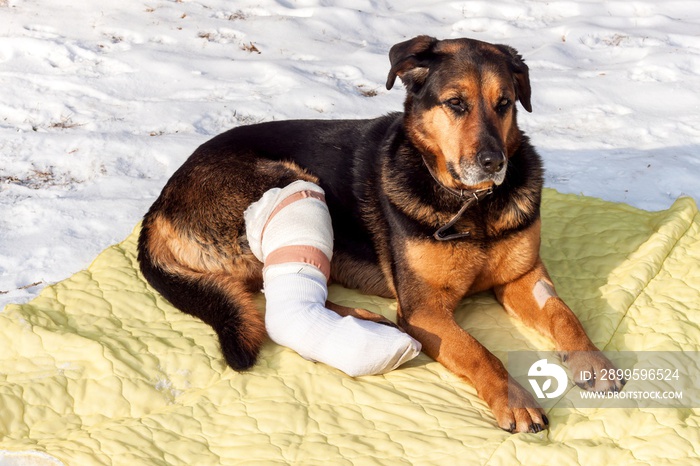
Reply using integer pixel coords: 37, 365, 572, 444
245, 180, 421, 377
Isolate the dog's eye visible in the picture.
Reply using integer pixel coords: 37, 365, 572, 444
445, 97, 467, 113
496, 97, 512, 113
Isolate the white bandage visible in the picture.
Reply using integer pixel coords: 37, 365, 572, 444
244, 180, 421, 377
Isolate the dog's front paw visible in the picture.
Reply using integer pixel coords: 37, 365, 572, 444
562, 350, 626, 392
492, 379, 549, 433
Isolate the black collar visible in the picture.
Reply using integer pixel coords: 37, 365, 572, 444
421, 154, 493, 241
433, 188, 492, 241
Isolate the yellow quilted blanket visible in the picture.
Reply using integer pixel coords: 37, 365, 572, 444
2, 190, 699, 465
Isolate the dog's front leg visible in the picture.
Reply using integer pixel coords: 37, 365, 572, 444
395, 280, 548, 433
494, 257, 625, 392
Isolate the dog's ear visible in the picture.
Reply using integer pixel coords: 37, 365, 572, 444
386, 35, 438, 91
496, 44, 532, 113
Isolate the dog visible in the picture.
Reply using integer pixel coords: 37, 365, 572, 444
137, 35, 624, 433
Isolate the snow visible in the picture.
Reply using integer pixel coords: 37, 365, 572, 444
1, 0, 699, 310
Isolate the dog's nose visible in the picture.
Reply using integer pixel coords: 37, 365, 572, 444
477, 151, 506, 175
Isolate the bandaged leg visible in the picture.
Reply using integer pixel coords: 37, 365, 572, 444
244, 180, 421, 377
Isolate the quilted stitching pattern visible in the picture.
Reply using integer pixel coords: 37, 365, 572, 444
1, 190, 699, 465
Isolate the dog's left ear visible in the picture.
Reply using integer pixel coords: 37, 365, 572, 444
386, 35, 438, 91
496, 45, 533, 113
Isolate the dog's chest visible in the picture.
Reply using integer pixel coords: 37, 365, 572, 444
402, 218, 540, 294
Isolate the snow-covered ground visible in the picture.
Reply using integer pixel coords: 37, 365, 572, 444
1, 0, 700, 310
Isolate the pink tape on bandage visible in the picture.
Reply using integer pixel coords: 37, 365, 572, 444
264, 245, 331, 281
260, 189, 326, 240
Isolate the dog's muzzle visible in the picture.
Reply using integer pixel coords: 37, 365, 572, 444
459, 152, 508, 188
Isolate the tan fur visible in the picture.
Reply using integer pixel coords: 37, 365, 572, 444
488, 194, 538, 233
148, 214, 224, 273
473, 219, 541, 291
402, 220, 540, 296
146, 213, 262, 287
403, 239, 484, 294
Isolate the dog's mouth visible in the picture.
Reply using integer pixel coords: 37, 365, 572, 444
456, 179, 499, 193
423, 154, 507, 199
450, 161, 508, 192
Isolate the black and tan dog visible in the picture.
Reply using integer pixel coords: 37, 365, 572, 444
138, 36, 624, 433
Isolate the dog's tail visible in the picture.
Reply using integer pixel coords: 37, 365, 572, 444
137, 218, 266, 371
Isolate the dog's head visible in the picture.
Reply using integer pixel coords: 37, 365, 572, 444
386, 36, 532, 193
